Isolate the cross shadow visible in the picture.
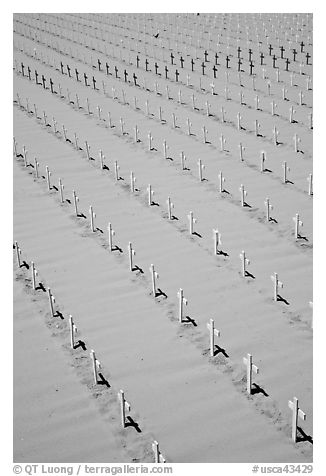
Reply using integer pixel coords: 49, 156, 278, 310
245, 270, 256, 279
264, 168, 273, 173
52, 185, 58, 191
214, 344, 229, 357
112, 245, 123, 253
297, 234, 308, 242
296, 426, 313, 444
165, 157, 173, 161
277, 294, 290, 305
216, 249, 229, 257
97, 372, 110, 387
221, 189, 230, 195
102, 165, 110, 171
36, 282, 46, 292
77, 213, 86, 219
133, 265, 144, 274
55, 310, 64, 319
269, 217, 278, 224
155, 288, 167, 299
284, 179, 294, 185
125, 416, 142, 433
192, 231, 202, 238
183, 315, 197, 326
65, 138, 72, 144
251, 383, 269, 397
243, 202, 252, 208
151, 201, 160, 207
74, 339, 87, 351
171, 215, 178, 220
95, 227, 103, 234
66, 199, 71, 204
21, 260, 29, 269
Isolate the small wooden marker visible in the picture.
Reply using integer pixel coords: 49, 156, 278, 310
198, 159, 205, 181
128, 242, 136, 271
239, 184, 247, 207
283, 161, 290, 184
239, 250, 250, 277
85, 141, 91, 160
152, 440, 166, 463
206, 319, 220, 357
177, 288, 188, 323
187, 211, 197, 235
148, 132, 152, 151
89, 205, 96, 232
34, 158, 39, 178
150, 264, 159, 297
166, 197, 174, 220
213, 228, 222, 255
90, 349, 101, 384
118, 390, 131, 428
22, 146, 28, 167
31, 261, 38, 290
264, 198, 273, 222
107, 222, 115, 251
271, 272, 284, 301
130, 171, 136, 193
239, 143, 245, 162
293, 213, 303, 240
58, 178, 64, 203
69, 315, 77, 349
243, 353, 259, 395
288, 397, 306, 443
218, 171, 225, 193
14, 240, 21, 267
307, 173, 313, 196
45, 166, 51, 191
47, 287, 55, 317
72, 190, 79, 216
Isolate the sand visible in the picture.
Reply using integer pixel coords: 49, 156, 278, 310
13, 13, 313, 463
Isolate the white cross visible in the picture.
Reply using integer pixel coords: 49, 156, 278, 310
47, 287, 55, 317
177, 288, 188, 323
166, 197, 174, 220
128, 242, 136, 271
293, 213, 303, 240
152, 440, 166, 463
107, 222, 115, 251
271, 272, 284, 301
239, 143, 245, 162
150, 264, 159, 297
187, 211, 197, 235
114, 161, 120, 181
89, 206, 96, 232
288, 397, 306, 443
243, 353, 259, 394
72, 190, 79, 216
118, 390, 131, 428
69, 315, 78, 349
239, 184, 247, 207
90, 349, 101, 384
239, 250, 250, 277
206, 319, 220, 357
198, 159, 205, 181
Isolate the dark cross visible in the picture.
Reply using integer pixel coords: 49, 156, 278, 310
75, 68, 80, 81
269, 44, 273, 56
248, 49, 253, 62
238, 58, 242, 72
27, 66, 31, 80
204, 50, 208, 62
215, 52, 219, 65
280, 46, 285, 59
165, 65, 169, 79
35, 70, 39, 84
114, 66, 118, 78
105, 62, 110, 75
84, 72, 88, 86
226, 55, 230, 68
300, 41, 305, 53
191, 58, 195, 71
272, 55, 277, 68
133, 73, 138, 86
67, 64, 71, 78
201, 61, 206, 75
124, 69, 128, 82
175, 69, 179, 82
260, 52, 264, 65
306, 52, 311, 65
249, 61, 254, 75
170, 52, 174, 65
97, 59, 101, 71
180, 56, 184, 68
145, 59, 149, 72
237, 46, 241, 58
292, 48, 297, 62
154, 62, 159, 74
136, 55, 140, 68
41, 74, 46, 89
50, 78, 54, 93
285, 57, 290, 71
92, 76, 97, 89
60, 61, 64, 74
21, 62, 25, 76
213, 64, 217, 78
